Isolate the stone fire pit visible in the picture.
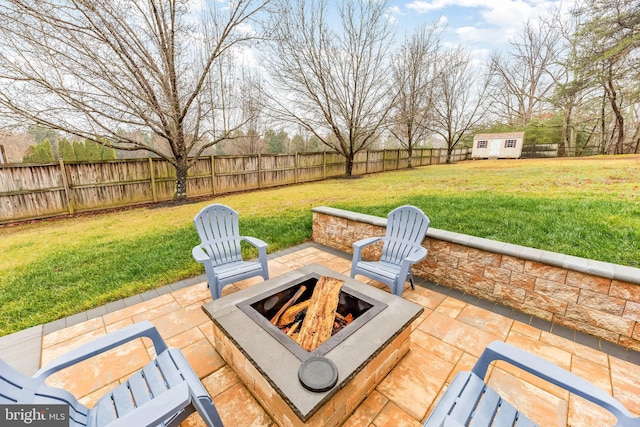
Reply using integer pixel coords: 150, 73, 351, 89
202, 264, 423, 427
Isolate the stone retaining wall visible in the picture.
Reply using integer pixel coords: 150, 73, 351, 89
312, 206, 640, 350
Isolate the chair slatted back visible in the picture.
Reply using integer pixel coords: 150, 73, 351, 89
440, 372, 536, 426
1, 359, 89, 426
194, 204, 243, 266
90, 350, 187, 427
381, 205, 430, 265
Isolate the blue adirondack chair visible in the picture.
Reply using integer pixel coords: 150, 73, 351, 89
424, 341, 640, 426
0, 321, 223, 427
192, 204, 269, 300
350, 205, 430, 296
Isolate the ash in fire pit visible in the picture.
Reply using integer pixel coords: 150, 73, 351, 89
238, 272, 386, 361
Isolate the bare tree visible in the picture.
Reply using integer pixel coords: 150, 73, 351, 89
217, 67, 267, 155
263, 0, 395, 175
239, 70, 267, 155
388, 23, 442, 167
574, 0, 640, 154
0, 0, 268, 200
488, 21, 561, 127
429, 48, 490, 163
546, 9, 590, 156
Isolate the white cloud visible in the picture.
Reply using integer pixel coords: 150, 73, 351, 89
406, 1, 439, 13
455, 25, 513, 48
386, 5, 403, 24
407, 0, 499, 13
232, 45, 257, 68
455, 25, 480, 40
403, 0, 564, 52
470, 47, 490, 62
235, 22, 257, 37
406, 0, 561, 27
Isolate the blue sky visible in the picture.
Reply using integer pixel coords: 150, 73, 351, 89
386, 0, 567, 58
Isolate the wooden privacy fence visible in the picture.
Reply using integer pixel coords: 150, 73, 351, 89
0, 147, 468, 224
520, 143, 601, 158
521, 143, 559, 158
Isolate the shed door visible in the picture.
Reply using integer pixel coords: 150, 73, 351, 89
489, 140, 501, 157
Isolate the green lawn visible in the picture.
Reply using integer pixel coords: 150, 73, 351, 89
1, 155, 639, 336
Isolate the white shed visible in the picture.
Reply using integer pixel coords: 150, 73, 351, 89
472, 132, 525, 159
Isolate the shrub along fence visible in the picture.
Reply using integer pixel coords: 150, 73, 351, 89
0, 147, 470, 224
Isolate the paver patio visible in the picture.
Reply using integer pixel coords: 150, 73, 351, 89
8, 243, 640, 426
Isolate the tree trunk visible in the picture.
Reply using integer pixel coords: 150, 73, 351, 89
559, 107, 571, 157
600, 92, 607, 154
407, 145, 413, 168
446, 147, 453, 164
174, 158, 189, 201
345, 154, 354, 176
606, 78, 625, 154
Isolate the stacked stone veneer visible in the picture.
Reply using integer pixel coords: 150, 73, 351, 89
312, 206, 640, 350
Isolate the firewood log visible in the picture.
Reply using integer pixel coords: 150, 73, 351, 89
277, 300, 311, 326
296, 276, 343, 352
270, 285, 306, 325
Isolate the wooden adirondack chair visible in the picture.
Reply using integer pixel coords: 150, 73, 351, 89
192, 204, 269, 300
0, 321, 223, 427
424, 341, 640, 426
350, 205, 430, 296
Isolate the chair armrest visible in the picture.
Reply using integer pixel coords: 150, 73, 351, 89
352, 238, 383, 272
242, 236, 268, 250
192, 245, 210, 264
474, 341, 637, 423
404, 246, 427, 264
104, 382, 190, 427
353, 236, 382, 250
34, 321, 169, 380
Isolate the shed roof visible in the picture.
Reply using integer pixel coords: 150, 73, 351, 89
474, 132, 525, 140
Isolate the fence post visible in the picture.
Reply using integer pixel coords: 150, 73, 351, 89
382, 150, 386, 172
323, 151, 326, 179
397, 149, 401, 170
210, 155, 216, 195
365, 150, 369, 175
295, 152, 299, 184
148, 157, 158, 202
258, 153, 262, 188
58, 158, 74, 215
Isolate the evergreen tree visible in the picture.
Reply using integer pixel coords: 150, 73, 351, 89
265, 129, 289, 154
23, 139, 55, 163
58, 138, 76, 161
524, 115, 563, 145
98, 144, 117, 160
84, 139, 101, 160
73, 141, 87, 161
